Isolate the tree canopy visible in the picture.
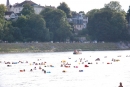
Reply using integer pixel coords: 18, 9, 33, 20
126, 6, 130, 23
13, 14, 50, 42
104, 1, 122, 12
0, 4, 6, 19
57, 2, 72, 18
0, 2, 130, 42
0, 4, 7, 40
40, 8, 73, 42
21, 4, 35, 16
87, 7, 129, 42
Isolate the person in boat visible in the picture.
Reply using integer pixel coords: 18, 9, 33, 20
73, 49, 82, 54
73, 50, 79, 54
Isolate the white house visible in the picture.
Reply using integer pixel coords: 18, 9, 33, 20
4, 11, 18, 20
68, 13, 88, 31
5, 0, 56, 20
7, 0, 45, 14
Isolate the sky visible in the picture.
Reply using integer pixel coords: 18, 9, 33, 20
0, 0, 129, 13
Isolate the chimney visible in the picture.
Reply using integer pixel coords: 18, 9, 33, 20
6, 0, 10, 6
6, 0, 11, 11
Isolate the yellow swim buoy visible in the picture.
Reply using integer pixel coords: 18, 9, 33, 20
62, 60, 66, 62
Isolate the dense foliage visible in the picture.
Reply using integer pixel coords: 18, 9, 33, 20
0, 4, 16, 42
21, 4, 35, 16
57, 2, 72, 18
0, 1, 130, 43
87, 1, 130, 42
13, 14, 50, 42
126, 6, 130, 23
40, 8, 73, 42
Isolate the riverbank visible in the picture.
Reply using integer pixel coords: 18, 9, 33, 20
0, 42, 129, 53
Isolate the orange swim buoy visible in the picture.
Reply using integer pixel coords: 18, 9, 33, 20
20, 69, 25, 72
65, 66, 70, 68
20, 70, 23, 72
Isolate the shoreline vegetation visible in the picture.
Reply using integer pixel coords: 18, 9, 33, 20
0, 42, 130, 53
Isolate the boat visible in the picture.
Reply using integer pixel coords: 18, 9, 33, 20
73, 49, 82, 54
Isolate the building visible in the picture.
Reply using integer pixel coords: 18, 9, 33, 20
7, 0, 45, 14
4, 11, 18, 20
5, 0, 56, 20
68, 12, 88, 31
6, 0, 10, 11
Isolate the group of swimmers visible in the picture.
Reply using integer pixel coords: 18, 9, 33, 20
0, 54, 123, 73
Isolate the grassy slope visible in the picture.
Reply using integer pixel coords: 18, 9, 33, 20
0, 42, 124, 53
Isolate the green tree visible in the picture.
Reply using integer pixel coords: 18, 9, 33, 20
55, 20, 72, 41
104, 1, 126, 19
126, 6, 130, 23
0, 4, 6, 19
40, 8, 73, 42
12, 15, 27, 41
78, 29, 88, 36
13, 14, 50, 42
2, 22, 14, 42
71, 11, 77, 15
57, 2, 72, 18
86, 9, 100, 20
87, 8, 128, 42
40, 7, 54, 18
79, 11, 85, 15
11, 27, 22, 41
21, 4, 34, 16
104, 1, 122, 12
13, 15, 27, 28
0, 4, 6, 40
26, 14, 50, 41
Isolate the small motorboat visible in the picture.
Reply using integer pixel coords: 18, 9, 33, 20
73, 49, 82, 54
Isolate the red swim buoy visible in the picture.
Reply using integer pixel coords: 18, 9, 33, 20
84, 65, 89, 67
20, 69, 25, 72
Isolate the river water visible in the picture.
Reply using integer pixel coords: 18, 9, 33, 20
0, 50, 130, 87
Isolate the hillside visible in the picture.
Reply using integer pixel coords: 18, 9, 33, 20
0, 42, 129, 53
